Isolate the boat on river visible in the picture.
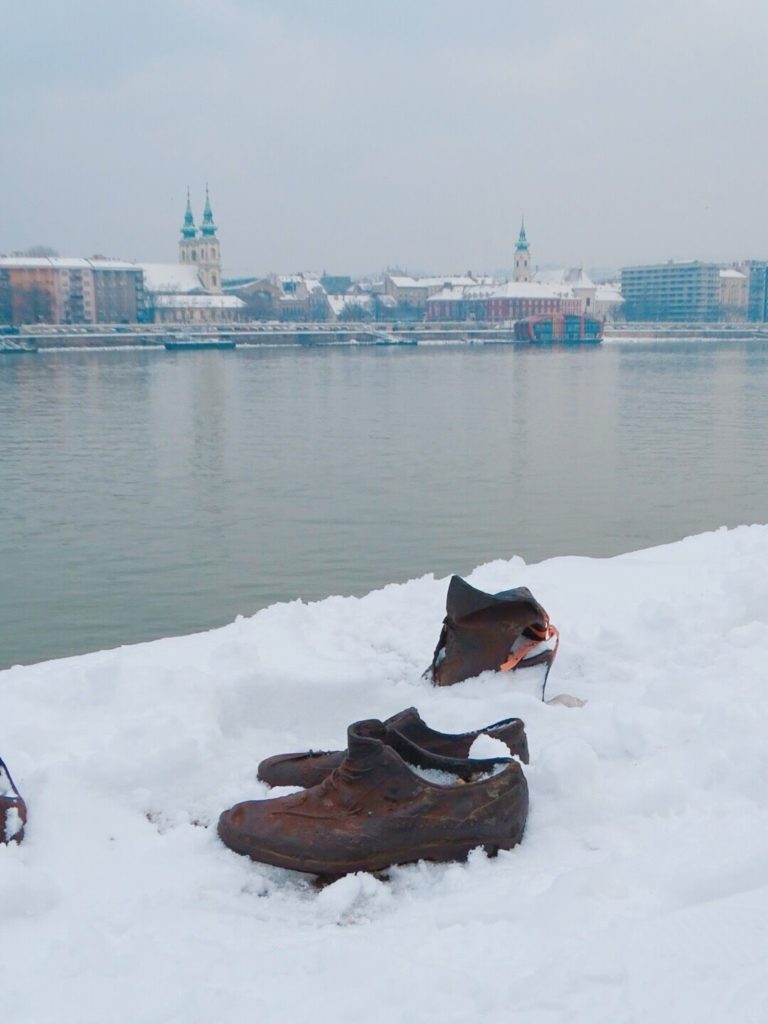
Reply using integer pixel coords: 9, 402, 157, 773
365, 332, 418, 346
164, 335, 236, 351
0, 339, 38, 354
514, 314, 603, 344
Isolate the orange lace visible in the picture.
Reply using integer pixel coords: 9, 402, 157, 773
499, 619, 559, 672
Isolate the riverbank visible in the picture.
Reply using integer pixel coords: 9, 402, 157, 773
9, 320, 768, 350
9, 323, 521, 350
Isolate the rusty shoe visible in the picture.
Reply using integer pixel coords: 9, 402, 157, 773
257, 706, 528, 789
425, 575, 559, 695
219, 718, 529, 876
0, 758, 27, 846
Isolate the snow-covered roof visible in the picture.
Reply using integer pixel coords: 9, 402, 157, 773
326, 294, 373, 316
490, 281, 577, 299
153, 294, 245, 309
385, 275, 419, 288
139, 263, 203, 294
274, 274, 327, 298
428, 281, 577, 303
0, 257, 138, 271
388, 275, 489, 290
622, 260, 715, 271
536, 267, 595, 289
594, 284, 624, 304
278, 273, 322, 285
719, 268, 746, 279
222, 278, 262, 290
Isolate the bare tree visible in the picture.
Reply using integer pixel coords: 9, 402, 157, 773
18, 245, 59, 258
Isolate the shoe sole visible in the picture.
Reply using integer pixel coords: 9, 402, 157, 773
217, 819, 525, 876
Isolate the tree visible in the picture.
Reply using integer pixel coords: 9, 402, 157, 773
14, 285, 54, 323
338, 302, 372, 322
19, 245, 59, 257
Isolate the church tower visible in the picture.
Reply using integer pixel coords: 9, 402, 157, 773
196, 185, 222, 294
178, 186, 223, 294
513, 219, 531, 283
179, 187, 198, 266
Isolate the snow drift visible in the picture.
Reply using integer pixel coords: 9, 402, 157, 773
2, 526, 768, 1023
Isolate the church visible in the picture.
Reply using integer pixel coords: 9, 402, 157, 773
426, 220, 624, 323
140, 189, 245, 324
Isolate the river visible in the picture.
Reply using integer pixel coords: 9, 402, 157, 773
2, 338, 767, 667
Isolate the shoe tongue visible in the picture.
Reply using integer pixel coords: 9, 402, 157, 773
346, 719, 387, 762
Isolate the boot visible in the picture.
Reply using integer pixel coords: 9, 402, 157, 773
0, 758, 27, 846
257, 706, 528, 788
219, 719, 528, 876
425, 575, 559, 694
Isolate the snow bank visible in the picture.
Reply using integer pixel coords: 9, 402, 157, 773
2, 526, 768, 1023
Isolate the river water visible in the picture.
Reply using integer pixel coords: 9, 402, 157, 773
2, 339, 768, 668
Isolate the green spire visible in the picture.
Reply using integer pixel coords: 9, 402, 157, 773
181, 187, 197, 239
200, 184, 217, 237
515, 218, 528, 252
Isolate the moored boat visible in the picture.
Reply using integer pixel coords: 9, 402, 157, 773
164, 335, 236, 351
514, 314, 603, 344
0, 340, 38, 354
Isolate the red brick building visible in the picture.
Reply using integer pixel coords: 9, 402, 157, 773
426, 282, 580, 323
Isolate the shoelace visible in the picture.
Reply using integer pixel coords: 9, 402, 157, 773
499, 618, 560, 672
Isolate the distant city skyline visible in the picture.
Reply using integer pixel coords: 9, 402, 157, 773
3, 1, 768, 276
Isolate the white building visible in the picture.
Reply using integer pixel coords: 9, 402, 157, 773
719, 267, 748, 319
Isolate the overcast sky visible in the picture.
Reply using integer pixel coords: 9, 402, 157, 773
1, 0, 766, 277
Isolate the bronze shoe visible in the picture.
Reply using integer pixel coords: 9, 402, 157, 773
257, 706, 529, 788
425, 575, 559, 693
219, 719, 528, 876
0, 758, 27, 846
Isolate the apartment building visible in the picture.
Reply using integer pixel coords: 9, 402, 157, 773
0, 257, 145, 325
620, 261, 720, 321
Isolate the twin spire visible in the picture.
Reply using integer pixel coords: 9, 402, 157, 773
181, 185, 217, 239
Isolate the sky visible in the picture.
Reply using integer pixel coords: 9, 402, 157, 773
1, 0, 766, 278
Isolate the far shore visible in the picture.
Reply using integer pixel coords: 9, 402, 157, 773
5, 320, 768, 351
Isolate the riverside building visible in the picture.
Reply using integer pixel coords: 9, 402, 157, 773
426, 222, 623, 323
620, 261, 720, 321
0, 257, 145, 325
747, 263, 768, 321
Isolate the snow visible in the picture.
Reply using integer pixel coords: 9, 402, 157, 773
468, 733, 514, 760
2, 525, 768, 1022
0, 257, 137, 270
594, 283, 624, 304
387, 275, 490, 290
407, 763, 506, 785
327, 293, 373, 317
428, 281, 576, 303
535, 267, 595, 289
153, 294, 245, 309
2, 806, 22, 843
139, 262, 204, 294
